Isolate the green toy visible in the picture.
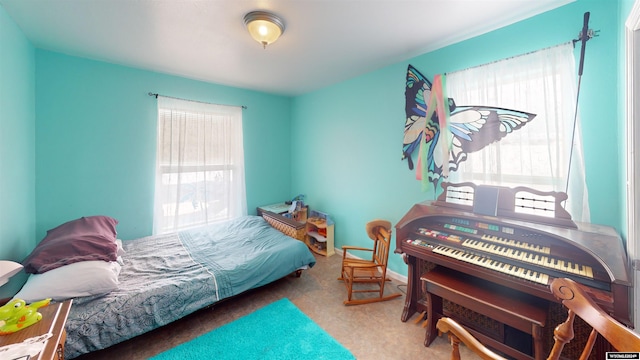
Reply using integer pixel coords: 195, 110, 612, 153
0, 298, 51, 335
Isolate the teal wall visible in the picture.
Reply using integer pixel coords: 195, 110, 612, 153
0, 0, 632, 284
0, 5, 36, 296
35, 50, 293, 241
291, 0, 628, 276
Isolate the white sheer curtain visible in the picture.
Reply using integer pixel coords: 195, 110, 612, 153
446, 42, 590, 222
153, 96, 247, 234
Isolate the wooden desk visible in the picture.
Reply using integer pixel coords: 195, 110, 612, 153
0, 300, 73, 360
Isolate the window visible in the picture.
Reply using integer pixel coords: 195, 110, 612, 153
153, 96, 246, 234
445, 42, 589, 222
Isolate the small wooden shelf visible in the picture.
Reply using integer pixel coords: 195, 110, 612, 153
305, 211, 334, 257
307, 230, 326, 242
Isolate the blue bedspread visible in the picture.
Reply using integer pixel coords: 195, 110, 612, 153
64, 216, 316, 359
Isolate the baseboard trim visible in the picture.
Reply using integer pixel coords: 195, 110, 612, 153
334, 248, 407, 284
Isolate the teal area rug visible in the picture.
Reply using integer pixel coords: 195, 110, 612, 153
151, 298, 355, 360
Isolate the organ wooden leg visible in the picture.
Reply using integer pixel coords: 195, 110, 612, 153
425, 291, 442, 346
401, 253, 417, 322
532, 323, 544, 360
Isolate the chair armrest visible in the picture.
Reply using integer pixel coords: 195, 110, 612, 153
341, 246, 373, 252
436, 317, 508, 360
343, 261, 381, 269
550, 278, 640, 352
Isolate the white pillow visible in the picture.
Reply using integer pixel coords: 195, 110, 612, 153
14, 260, 121, 303
115, 239, 126, 265
116, 239, 126, 256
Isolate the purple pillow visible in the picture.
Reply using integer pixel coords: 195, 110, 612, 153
23, 216, 119, 274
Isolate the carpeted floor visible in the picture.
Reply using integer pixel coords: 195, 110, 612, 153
74, 253, 481, 360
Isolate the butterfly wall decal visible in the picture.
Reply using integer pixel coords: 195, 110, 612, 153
402, 65, 537, 190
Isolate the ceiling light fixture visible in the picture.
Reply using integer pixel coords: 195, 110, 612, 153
243, 10, 285, 49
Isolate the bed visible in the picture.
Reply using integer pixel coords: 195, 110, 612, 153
15, 215, 316, 359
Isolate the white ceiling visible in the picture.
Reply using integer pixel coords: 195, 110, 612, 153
1, 0, 573, 96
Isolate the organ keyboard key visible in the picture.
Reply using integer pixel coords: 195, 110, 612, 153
460, 238, 594, 278
413, 227, 596, 279
430, 243, 551, 285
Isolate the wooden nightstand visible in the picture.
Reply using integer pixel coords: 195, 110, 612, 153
0, 299, 72, 360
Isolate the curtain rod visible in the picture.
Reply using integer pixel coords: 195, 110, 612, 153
148, 92, 247, 109
447, 14, 598, 76
445, 41, 574, 76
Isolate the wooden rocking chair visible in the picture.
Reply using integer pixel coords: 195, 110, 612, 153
338, 219, 402, 305
436, 277, 640, 360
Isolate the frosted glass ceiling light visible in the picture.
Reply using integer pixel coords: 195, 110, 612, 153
244, 11, 285, 49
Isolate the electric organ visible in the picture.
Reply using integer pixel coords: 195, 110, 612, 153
395, 183, 632, 359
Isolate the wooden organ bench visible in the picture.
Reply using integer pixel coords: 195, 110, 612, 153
422, 267, 547, 360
